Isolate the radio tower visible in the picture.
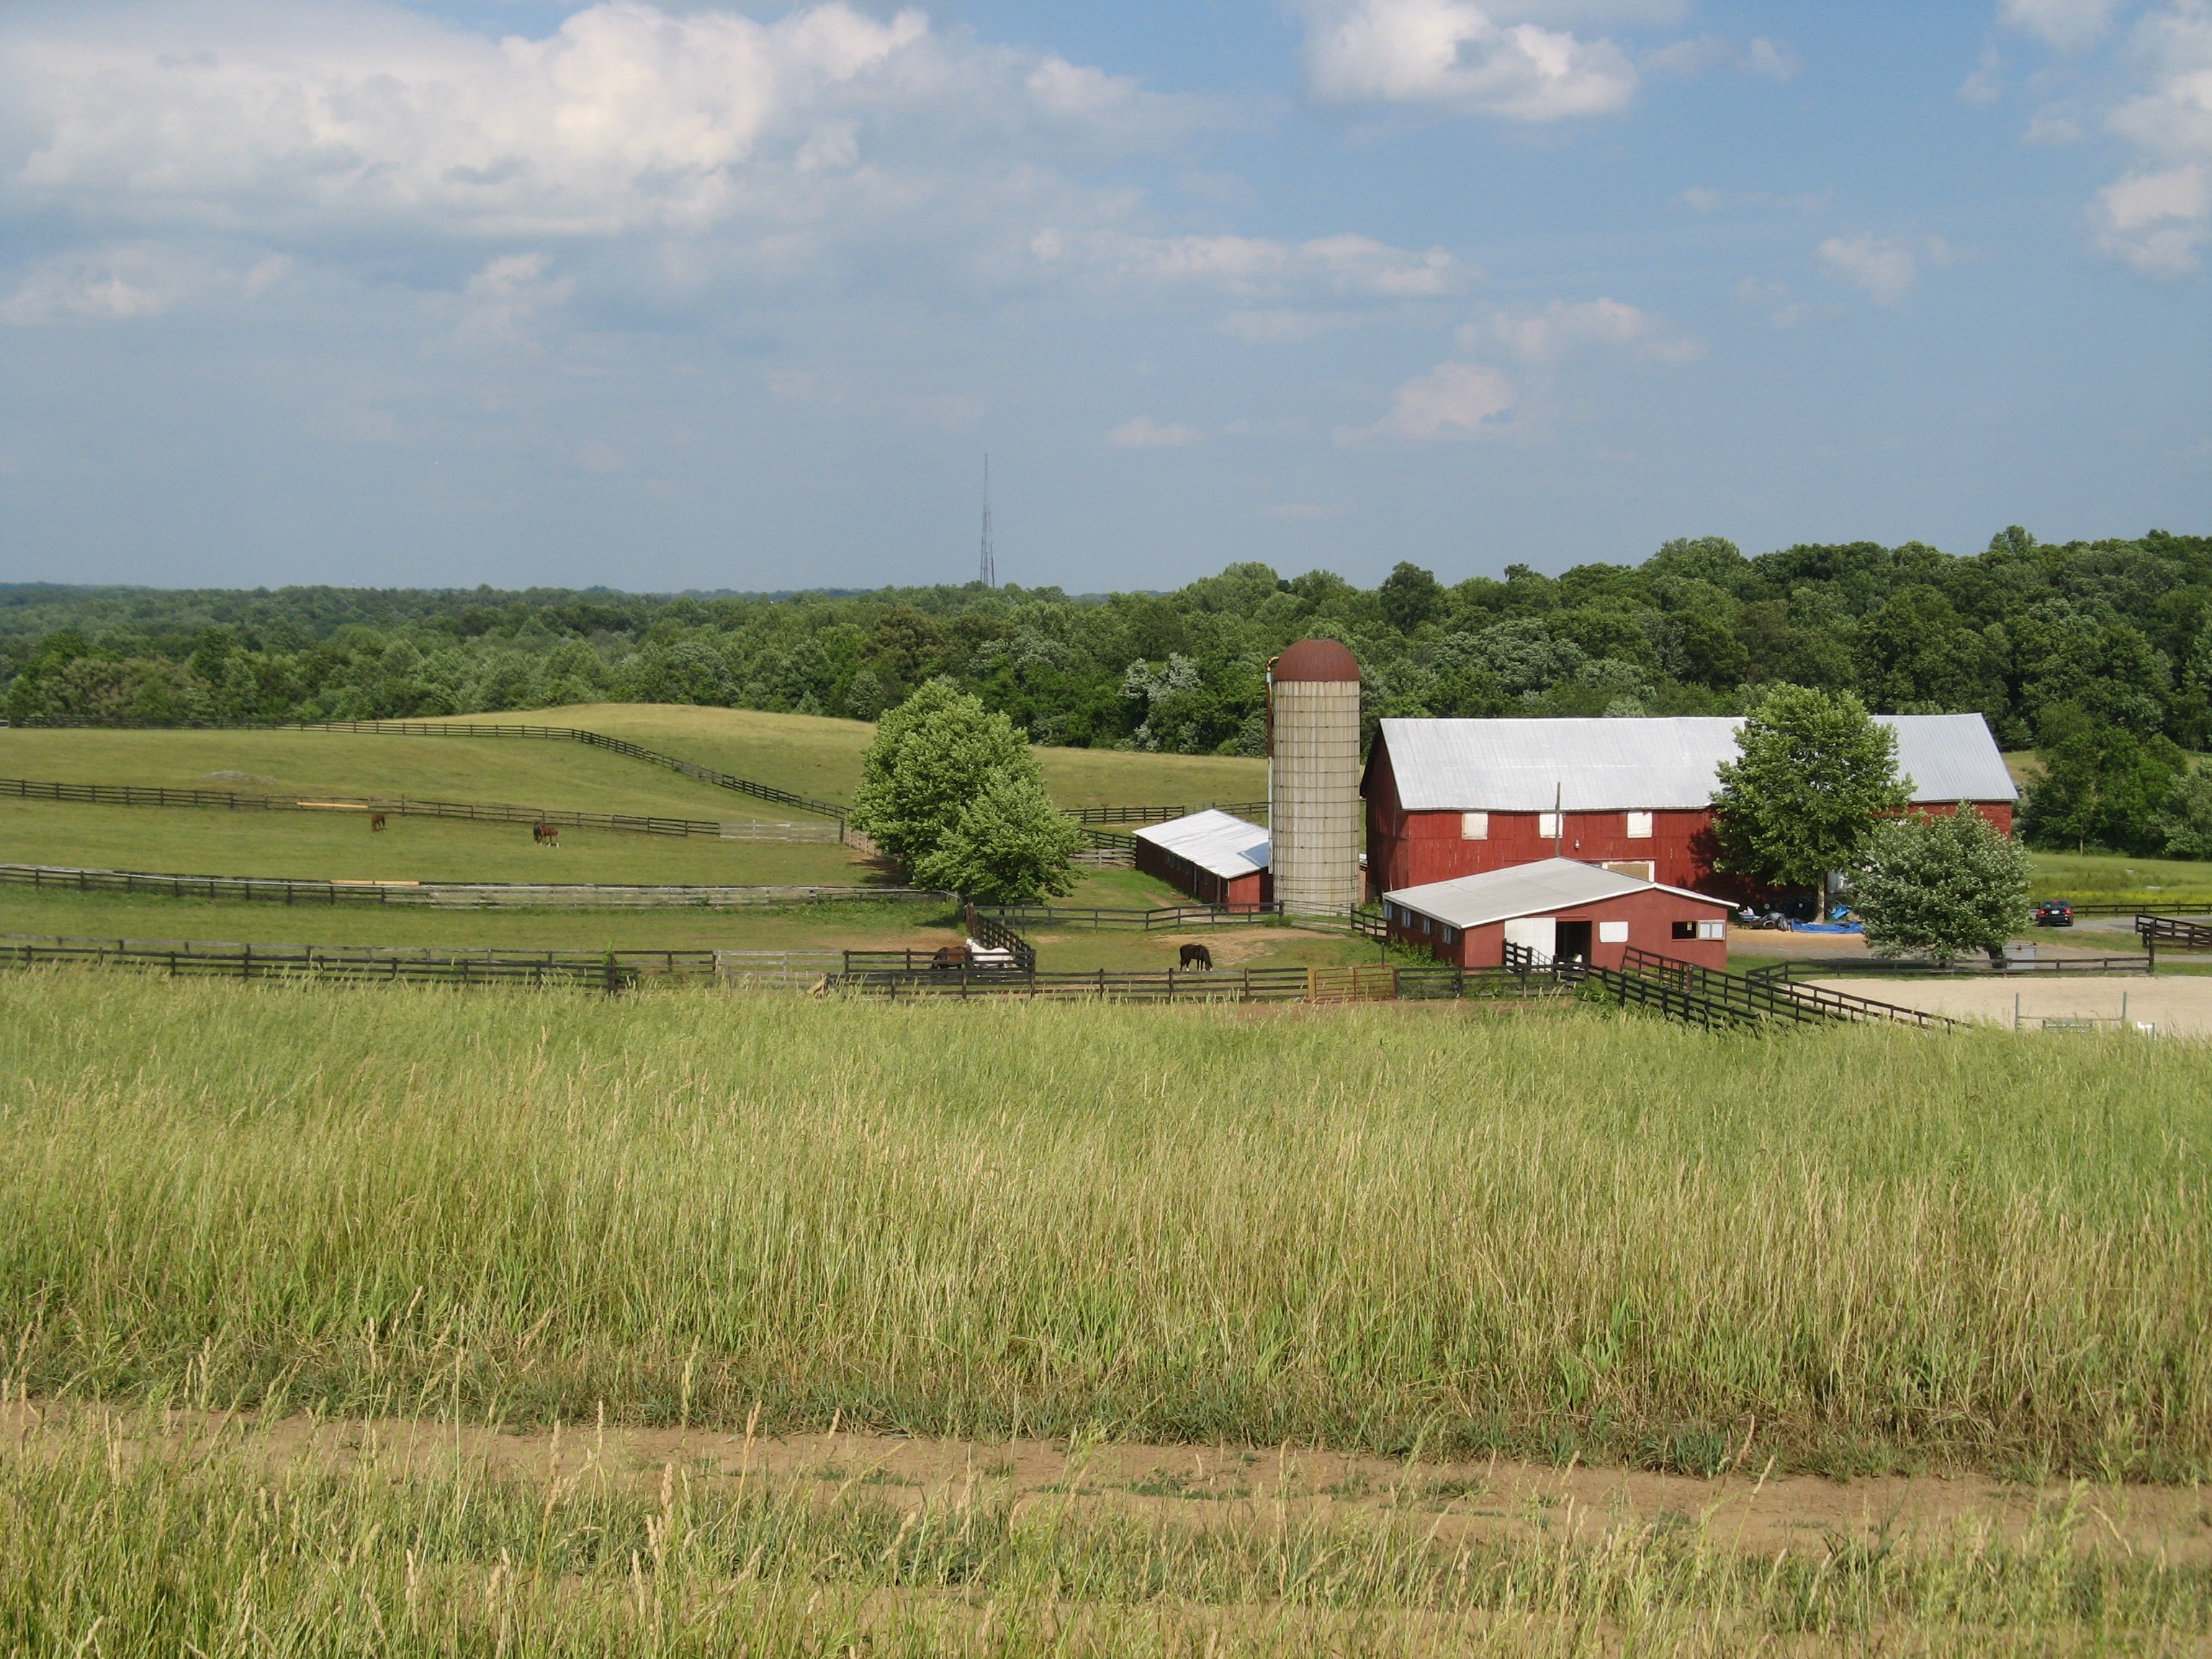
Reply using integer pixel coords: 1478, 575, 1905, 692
978, 454, 995, 588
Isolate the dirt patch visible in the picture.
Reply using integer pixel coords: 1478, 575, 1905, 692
1806, 975, 2212, 1038
11, 1403, 2206, 1563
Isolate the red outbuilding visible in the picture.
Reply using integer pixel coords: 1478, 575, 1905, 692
1364, 714, 2017, 900
1383, 857, 1735, 971
1133, 809, 1272, 910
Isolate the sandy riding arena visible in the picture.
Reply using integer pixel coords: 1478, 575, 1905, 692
1808, 974, 2212, 1037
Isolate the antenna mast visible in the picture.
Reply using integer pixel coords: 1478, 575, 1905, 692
978, 454, 995, 588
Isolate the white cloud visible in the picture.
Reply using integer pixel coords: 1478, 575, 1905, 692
1218, 308, 1368, 342
1301, 0, 1638, 120
1349, 361, 1519, 441
1467, 296, 1703, 362
1035, 229, 1465, 300
1998, 0, 2212, 276
1816, 233, 1953, 304
453, 251, 573, 349
1108, 415, 1204, 448
1642, 35, 1801, 80
1676, 185, 1827, 213
0, 243, 287, 325
2090, 163, 2210, 270
2000, 0, 2119, 50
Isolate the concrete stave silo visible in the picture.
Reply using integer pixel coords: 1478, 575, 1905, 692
1268, 638, 1362, 916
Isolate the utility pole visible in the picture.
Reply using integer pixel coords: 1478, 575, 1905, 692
978, 454, 995, 588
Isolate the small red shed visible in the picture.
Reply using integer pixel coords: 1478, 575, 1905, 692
1382, 857, 1735, 971
1133, 809, 1272, 910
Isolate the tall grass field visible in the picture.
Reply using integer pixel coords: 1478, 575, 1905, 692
2, 972, 2205, 1482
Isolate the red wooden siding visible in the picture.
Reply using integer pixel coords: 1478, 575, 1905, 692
1386, 884, 1733, 973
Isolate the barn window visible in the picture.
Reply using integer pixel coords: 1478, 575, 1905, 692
1598, 921, 1628, 943
1538, 811, 1562, 840
1671, 920, 1696, 939
1460, 811, 1488, 840
1626, 811, 1653, 839
1697, 920, 1726, 940
1442, 926, 1458, 944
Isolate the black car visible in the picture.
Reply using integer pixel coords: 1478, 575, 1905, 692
2035, 899, 2074, 927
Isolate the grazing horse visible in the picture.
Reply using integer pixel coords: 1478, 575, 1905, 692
930, 944, 971, 971
533, 821, 559, 847
368, 812, 387, 832
1178, 942, 1213, 970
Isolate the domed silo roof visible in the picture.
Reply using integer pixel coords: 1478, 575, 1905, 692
1271, 639, 1362, 682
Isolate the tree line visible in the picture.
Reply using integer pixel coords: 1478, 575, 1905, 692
3, 524, 2207, 856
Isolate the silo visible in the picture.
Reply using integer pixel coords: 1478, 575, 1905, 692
1268, 639, 1362, 915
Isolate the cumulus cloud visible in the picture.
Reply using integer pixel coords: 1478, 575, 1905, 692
1642, 35, 1801, 80
2000, 0, 2120, 50
1107, 416, 1204, 448
1034, 228, 1465, 300
1997, 0, 2212, 276
1817, 233, 1955, 304
1468, 295, 1704, 362
1301, 0, 1638, 120
1, 243, 288, 325
1345, 361, 1518, 441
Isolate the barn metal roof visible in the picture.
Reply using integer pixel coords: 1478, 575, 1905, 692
1383, 858, 1728, 930
1132, 809, 1270, 881
1375, 714, 2015, 812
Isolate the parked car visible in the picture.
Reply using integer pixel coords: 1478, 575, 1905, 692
2035, 899, 2074, 927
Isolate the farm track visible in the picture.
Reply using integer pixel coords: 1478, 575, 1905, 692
10, 1402, 2206, 1565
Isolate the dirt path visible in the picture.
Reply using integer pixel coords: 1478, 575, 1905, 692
12, 1403, 2206, 1563
1807, 974, 2212, 1038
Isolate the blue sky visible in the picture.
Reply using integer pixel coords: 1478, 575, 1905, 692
0, 0, 2204, 592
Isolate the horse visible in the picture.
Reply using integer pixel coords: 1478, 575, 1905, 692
930, 944, 971, 971
368, 812, 387, 833
533, 822, 559, 847
1178, 942, 1213, 970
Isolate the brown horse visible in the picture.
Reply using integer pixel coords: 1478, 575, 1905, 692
930, 944, 971, 971
368, 812, 387, 832
1178, 942, 1213, 970
533, 822, 559, 847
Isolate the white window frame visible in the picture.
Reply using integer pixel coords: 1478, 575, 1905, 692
1460, 811, 1489, 840
1626, 811, 1654, 839
1598, 920, 1629, 943
1538, 811, 1562, 840
1696, 919, 1727, 940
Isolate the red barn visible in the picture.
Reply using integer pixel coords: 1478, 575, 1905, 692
1385, 858, 1736, 971
1364, 714, 2016, 899
1133, 809, 1272, 910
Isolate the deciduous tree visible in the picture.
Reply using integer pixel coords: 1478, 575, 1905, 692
1712, 685, 1912, 896
1853, 806, 2033, 967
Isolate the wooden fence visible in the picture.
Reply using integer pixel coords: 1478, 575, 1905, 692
0, 775, 840, 842
0, 862, 946, 911
978, 902, 1284, 930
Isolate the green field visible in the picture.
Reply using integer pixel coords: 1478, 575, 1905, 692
6, 972, 2205, 1482
0, 797, 876, 887
513, 703, 1272, 811
2030, 850, 2212, 909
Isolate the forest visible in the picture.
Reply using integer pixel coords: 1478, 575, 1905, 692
4, 525, 2208, 855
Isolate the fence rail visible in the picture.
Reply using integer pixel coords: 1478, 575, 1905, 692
2139, 914, 2212, 956
0, 932, 842, 990
0, 862, 945, 911
286, 719, 853, 827
1746, 953, 2153, 983
976, 902, 1282, 930
0, 775, 840, 842
1064, 801, 1269, 826
1609, 946, 1958, 1030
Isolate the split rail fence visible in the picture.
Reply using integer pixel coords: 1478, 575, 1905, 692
0, 862, 945, 911
0, 775, 840, 842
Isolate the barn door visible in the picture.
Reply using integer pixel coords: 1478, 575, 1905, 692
1554, 920, 1593, 963
1502, 917, 1555, 964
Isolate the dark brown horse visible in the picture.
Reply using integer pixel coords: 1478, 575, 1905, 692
930, 944, 971, 971
368, 812, 387, 832
533, 822, 559, 847
1178, 942, 1213, 970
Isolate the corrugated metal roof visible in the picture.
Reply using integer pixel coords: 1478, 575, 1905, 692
1377, 714, 2015, 812
1383, 858, 1728, 930
1132, 809, 1270, 881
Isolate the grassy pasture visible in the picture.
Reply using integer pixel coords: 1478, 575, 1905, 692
2, 973, 2206, 1484
0, 726, 752, 818
2029, 850, 2212, 909
0, 797, 878, 887
511, 703, 1272, 810
4, 1407, 2204, 1658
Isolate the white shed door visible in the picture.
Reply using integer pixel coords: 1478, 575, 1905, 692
1503, 917, 1555, 963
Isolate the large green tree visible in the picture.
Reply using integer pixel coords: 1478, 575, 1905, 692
850, 679, 1078, 901
1853, 806, 2034, 966
1711, 685, 1912, 896
2018, 709, 2186, 855
912, 769, 1085, 902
